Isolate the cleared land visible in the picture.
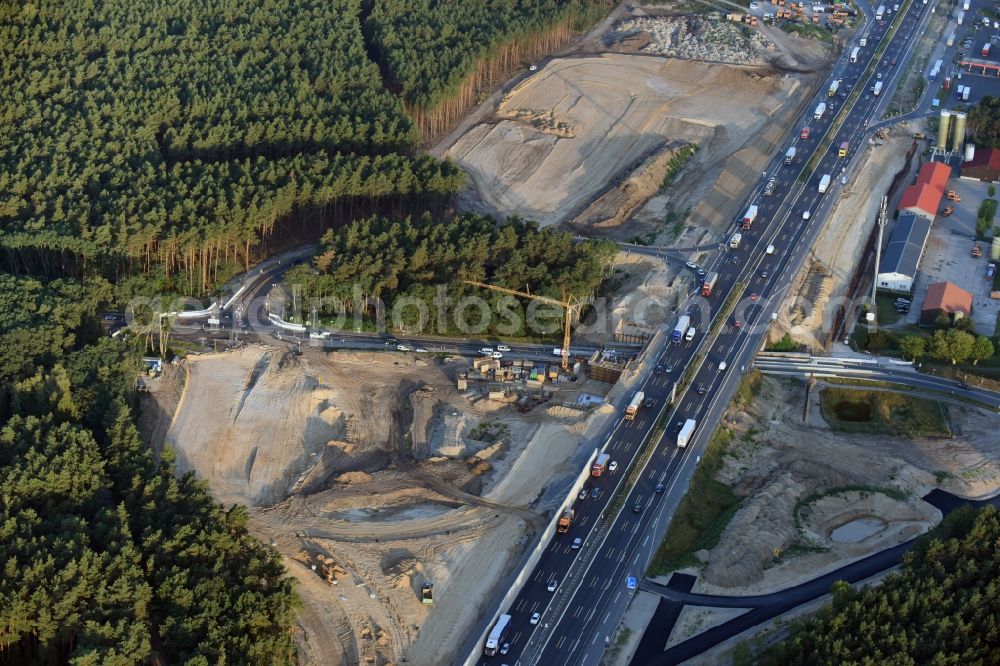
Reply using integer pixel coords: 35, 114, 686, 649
653, 375, 1000, 660
157, 345, 597, 665
445, 10, 833, 241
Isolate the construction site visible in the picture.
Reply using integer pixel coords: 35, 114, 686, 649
138, 3, 977, 665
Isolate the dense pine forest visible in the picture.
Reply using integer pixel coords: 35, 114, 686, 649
1, 0, 610, 296
754, 505, 1000, 665
287, 214, 618, 334
1, 0, 619, 662
0, 275, 297, 664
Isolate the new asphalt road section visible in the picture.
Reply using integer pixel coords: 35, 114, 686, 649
471, 2, 940, 664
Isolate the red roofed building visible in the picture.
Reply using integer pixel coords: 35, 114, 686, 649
897, 159, 951, 221
898, 184, 943, 221
961, 147, 1000, 182
916, 160, 951, 190
920, 281, 973, 325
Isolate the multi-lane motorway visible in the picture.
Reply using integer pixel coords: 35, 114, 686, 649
472, 2, 943, 664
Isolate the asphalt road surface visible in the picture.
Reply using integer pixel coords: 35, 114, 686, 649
470, 2, 942, 664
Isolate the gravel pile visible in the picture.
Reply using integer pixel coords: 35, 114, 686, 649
614, 16, 773, 65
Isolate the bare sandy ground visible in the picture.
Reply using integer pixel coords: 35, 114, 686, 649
448, 54, 804, 229
778, 128, 917, 348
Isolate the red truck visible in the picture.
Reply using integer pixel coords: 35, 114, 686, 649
800, 127, 810, 140
701, 272, 719, 296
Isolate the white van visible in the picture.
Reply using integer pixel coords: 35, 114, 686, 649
718, 361, 728, 372
766, 244, 775, 255
685, 327, 696, 342
859, 38, 867, 47
497, 344, 511, 352
479, 347, 493, 355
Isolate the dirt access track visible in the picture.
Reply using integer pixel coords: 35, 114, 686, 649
161, 345, 596, 665
443, 7, 835, 241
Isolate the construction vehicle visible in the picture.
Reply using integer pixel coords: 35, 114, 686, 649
972, 243, 983, 258
946, 190, 961, 202
625, 391, 645, 420
463, 280, 578, 370
941, 206, 954, 216
557, 509, 575, 533
592, 452, 610, 476
742, 204, 759, 229
701, 272, 719, 296
421, 583, 434, 604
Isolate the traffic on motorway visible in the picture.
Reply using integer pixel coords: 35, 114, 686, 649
473, 2, 937, 664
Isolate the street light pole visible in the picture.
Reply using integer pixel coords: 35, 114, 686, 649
870, 195, 888, 334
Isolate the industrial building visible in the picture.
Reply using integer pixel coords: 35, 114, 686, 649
876, 213, 932, 293
920, 281, 973, 325
961, 147, 1000, 182
896, 160, 952, 222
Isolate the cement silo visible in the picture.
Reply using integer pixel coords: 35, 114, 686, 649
965, 143, 976, 162
952, 112, 968, 152
938, 110, 951, 152
992, 236, 1000, 261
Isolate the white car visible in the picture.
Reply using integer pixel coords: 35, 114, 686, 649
608, 460, 618, 473
579, 489, 587, 500
685, 261, 698, 270
547, 579, 558, 592
718, 361, 728, 372
415, 347, 428, 353
492, 351, 503, 359
530, 612, 541, 625
397, 344, 411, 352
802, 210, 811, 220
497, 344, 511, 352
749, 1, 759, 8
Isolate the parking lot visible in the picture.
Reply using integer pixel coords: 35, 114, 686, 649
902, 175, 999, 334
953, 3, 1000, 103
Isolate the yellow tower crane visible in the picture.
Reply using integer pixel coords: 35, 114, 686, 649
462, 280, 579, 370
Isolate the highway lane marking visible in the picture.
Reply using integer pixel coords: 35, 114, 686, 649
556, 634, 567, 649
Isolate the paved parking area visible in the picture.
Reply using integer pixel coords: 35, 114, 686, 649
903, 176, 999, 334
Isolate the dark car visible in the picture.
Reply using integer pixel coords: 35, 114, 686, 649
591, 488, 600, 499
632, 503, 642, 513
654, 363, 664, 374
697, 383, 707, 395
643, 398, 655, 408
655, 483, 665, 494
960, 381, 972, 390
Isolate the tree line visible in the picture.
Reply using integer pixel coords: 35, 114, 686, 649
753, 505, 1000, 664
0, 273, 297, 664
967, 96, 1000, 147
0, 0, 464, 294
286, 213, 618, 335
365, 0, 612, 138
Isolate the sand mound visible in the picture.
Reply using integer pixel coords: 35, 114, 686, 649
449, 54, 799, 227
337, 470, 374, 485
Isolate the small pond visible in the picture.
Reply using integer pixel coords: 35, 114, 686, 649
830, 517, 887, 543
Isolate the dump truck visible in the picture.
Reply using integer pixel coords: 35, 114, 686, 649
625, 391, 645, 420
421, 583, 433, 604
784, 146, 796, 164
818, 173, 831, 193
701, 272, 719, 296
814, 102, 827, 120
677, 419, 697, 448
941, 206, 954, 216
729, 232, 742, 249
838, 141, 849, 157
828, 80, 840, 97
972, 243, 983, 258
592, 452, 610, 476
946, 190, 961, 202
557, 509, 575, 533
672, 315, 691, 343
742, 204, 759, 229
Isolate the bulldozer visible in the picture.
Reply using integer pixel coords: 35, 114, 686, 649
940, 206, 954, 216
972, 243, 983, 258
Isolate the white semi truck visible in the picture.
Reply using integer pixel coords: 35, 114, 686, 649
677, 419, 697, 448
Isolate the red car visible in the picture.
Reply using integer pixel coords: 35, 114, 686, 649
733, 319, 743, 329
750, 293, 760, 302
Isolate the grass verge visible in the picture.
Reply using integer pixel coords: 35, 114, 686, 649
646, 371, 763, 576
818, 386, 951, 437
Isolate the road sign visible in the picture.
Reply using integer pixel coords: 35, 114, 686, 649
626, 576, 637, 590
